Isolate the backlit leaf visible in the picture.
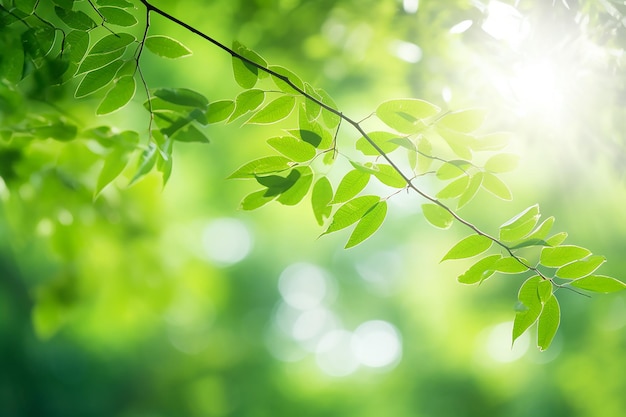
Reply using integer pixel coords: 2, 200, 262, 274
472, 132, 510, 151
317, 88, 341, 129
240, 189, 276, 210
512, 275, 542, 344
458, 254, 501, 284
540, 245, 591, 267
537, 295, 560, 351
229, 89, 265, 122
482, 172, 512, 200
499, 205, 540, 242
97, 75, 135, 115
232, 40, 265, 88
332, 170, 370, 204
417, 137, 433, 173
356, 131, 401, 156
345, 201, 387, 248
65, 30, 90, 64
556, 256, 606, 279
422, 204, 453, 229
437, 108, 487, 133
207, 100, 235, 123
494, 257, 529, 273
95, 147, 129, 197
570, 275, 626, 293
99, 6, 137, 26
372, 164, 406, 188
153, 88, 208, 108
89, 33, 135, 54
228, 156, 292, 179
324, 195, 380, 234
376, 99, 440, 134
312, 177, 333, 226
304, 83, 323, 121
436, 176, 469, 199
77, 49, 125, 75
484, 153, 519, 173
457, 172, 483, 209
545, 232, 568, 246
441, 234, 493, 261
278, 166, 313, 206
436, 161, 468, 180
75, 59, 123, 98
270, 64, 304, 94
145, 35, 192, 59
55, 6, 97, 30
172, 124, 209, 143
267, 136, 316, 162
247, 95, 296, 124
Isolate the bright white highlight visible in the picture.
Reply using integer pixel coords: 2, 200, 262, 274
481, 0, 529, 45
403, 0, 419, 14
351, 320, 402, 368
485, 321, 529, 363
202, 218, 252, 266
278, 263, 329, 310
509, 60, 565, 119
316, 330, 359, 377
449, 20, 473, 34
390, 40, 422, 63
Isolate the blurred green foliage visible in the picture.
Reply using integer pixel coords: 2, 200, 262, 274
1, 0, 626, 416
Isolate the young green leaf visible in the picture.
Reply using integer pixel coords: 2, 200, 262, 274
269, 64, 305, 93
89, 33, 135, 54
97, 0, 134, 7
458, 254, 501, 284
484, 153, 519, 173
65, 30, 90, 63
537, 295, 560, 351
55, 6, 97, 30
15, 0, 37, 13
482, 172, 512, 200
304, 83, 323, 121
499, 205, 540, 242
153, 88, 208, 108
422, 204, 453, 229
570, 275, 626, 293
512, 275, 542, 345
256, 170, 300, 196
441, 234, 493, 261
96, 75, 135, 115
95, 147, 129, 197
145, 35, 192, 59
206, 100, 235, 123
229, 89, 265, 122
556, 255, 606, 279
417, 137, 433, 173
494, 257, 529, 274
172, 124, 209, 143
317, 88, 341, 129
240, 189, 276, 210
457, 172, 483, 209
345, 201, 387, 248
129, 143, 158, 185
277, 166, 314, 206
232, 40, 265, 89
372, 164, 406, 188
545, 232, 568, 247
332, 170, 370, 204
509, 239, 549, 250
540, 245, 592, 267
267, 136, 316, 162
437, 108, 487, 133
228, 156, 292, 179
75, 59, 123, 98
312, 177, 333, 226
436, 161, 467, 180
472, 132, 510, 151
77, 48, 125, 75
437, 126, 473, 159
376, 99, 440, 134
355, 131, 400, 156
324, 195, 380, 234
247, 95, 296, 124
99, 6, 137, 26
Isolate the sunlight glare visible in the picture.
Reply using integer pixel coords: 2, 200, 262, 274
509, 60, 565, 119
481, 0, 529, 46
279, 263, 330, 310
351, 320, 402, 368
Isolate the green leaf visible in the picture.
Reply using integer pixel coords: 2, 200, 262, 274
441, 235, 493, 262
312, 177, 333, 226
509, 239, 549, 250
267, 136, 316, 163
484, 153, 519, 173
89, 33, 135, 54
30, 122, 78, 141
291, 108, 333, 148
537, 295, 560, 351
457, 172, 483, 209
324, 195, 380, 234
355, 131, 400, 156
436, 161, 468, 180
278, 166, 313, 206
97, 0, 133, 7
55, 6, 97, 30
545, 232, 568, 247
229, 89, 265, 122
345, 201, 387, 248
228, 156, 292, 179
512, 276, 542, 345
247, 95, 296, 124
76, 48, 125, 75
231, 41, 266, 89
317, 88, 341, 129
494, 257, 529, 273
372, 164, 406, 188
376, 99, 440, 134
270, 64, 305, 94
65, 30, 90, 64
332, 170, 370, 204
15, 0, 37, 13
482, 172, 512, 200
436, 176, 470, 199
95, 147, 129, 197
458, 254, 501, 284
145, 35, 192, 59
422, 204, 453, 229
172, 124, 209, 143
96, 75, 135, 115
540, 245, 592, 267
53, 0, 74, 8
499, 205, 540, 242
204, 100, 235, 123
526, 216, 555, 241
437, 126, 473, 159
75, 59, 123, 98
99, 6, 137, 26
304, 83, 323, 121
570, 275, 626, 293
437, 108, 487, 133
240, 189, 276, 210
473, 132, 510, 151
129, 143, 158, 185
417, 137, 433, 174
255, 170, 300, 195
556, 256, 606, 279
153, 88, 208, 108
538, 280, 553, 303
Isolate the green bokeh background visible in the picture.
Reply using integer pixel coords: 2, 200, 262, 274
1, 0, 625, 416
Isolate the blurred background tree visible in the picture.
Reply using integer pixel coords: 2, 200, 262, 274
1, 0, 625, 416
